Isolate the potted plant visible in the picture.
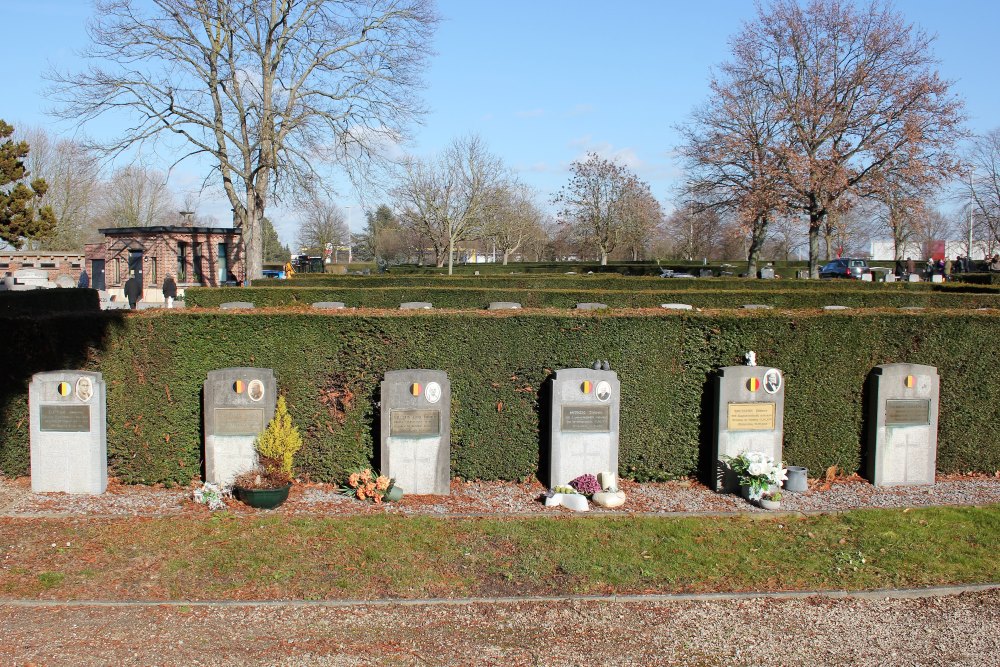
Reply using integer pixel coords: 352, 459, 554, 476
722, 451, 787, 505
545, 484, 589, 511
759, 490, 782, 510
233, 396, 302, 509
342, 467, 402, 504
592, 470, 627, 508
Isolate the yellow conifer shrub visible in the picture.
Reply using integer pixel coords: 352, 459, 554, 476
255, 396, 302, 475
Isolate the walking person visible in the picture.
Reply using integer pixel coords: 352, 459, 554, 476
162, 273, 177, 309
123, 274, 142, 310
906, 257, 916, 277
78, 269, 89, 289
944, 258, 953, 280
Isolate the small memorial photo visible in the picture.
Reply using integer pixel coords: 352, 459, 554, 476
763, 369, 782, 394
425, 381, 442, 404
595, 380, 612, 402
75, 377, 94, 402
247, 379, 265, 402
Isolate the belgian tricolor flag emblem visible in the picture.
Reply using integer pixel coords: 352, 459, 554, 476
581, 380, 592, 394
233, 380, 245, 394
411, 382, 422, 397
57, 382, 71, 397
905, 375, 915, 388
747, 377, 760, 392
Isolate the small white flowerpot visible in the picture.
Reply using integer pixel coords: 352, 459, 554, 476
592, 490, 626, 509
598, 471, 618, 491
561, 493, 590, 512
759, 498, 781, 511
544, 493, 563, 507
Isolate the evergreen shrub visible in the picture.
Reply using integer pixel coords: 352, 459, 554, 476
1, 310, 998, 485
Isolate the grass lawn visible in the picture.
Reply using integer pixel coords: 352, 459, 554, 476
1, 505, 997, 600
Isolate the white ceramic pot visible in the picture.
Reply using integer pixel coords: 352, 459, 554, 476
598, 471, 618, 491
560, 493, 590, 512
759, 498, 781, 510
592, 490, 626, 508
544, 493, 563, 507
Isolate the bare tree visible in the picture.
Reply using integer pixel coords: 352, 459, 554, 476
394, 135, 508, 274
18, 127, 103, 250
729, 0, 965, 277
665, 204, 727, 261
49, 0, 438, 280
678, 56, 785, 276
968, 128, 1000, 252
297, 199, 349, 256
96, 165, 175, 228
620, 188, 663, 261
555, 153, 653, 266
480, 183, 544, 265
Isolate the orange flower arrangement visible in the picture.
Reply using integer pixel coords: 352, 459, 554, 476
342, 467, 398, 504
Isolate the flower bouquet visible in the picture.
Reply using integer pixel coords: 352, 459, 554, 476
342, 467, 402, 504
723, 451, 788, 502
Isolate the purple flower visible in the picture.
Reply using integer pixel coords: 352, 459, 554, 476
569, 474, 602, 496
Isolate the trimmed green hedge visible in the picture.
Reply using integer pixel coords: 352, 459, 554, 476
0, 288, 100, 315
254, 274, 999, 293
186, 285, 1000, 310
2, 310, 999, 486
951, 272, 1000, 285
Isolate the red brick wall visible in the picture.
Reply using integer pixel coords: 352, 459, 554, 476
86, 228, 245, 289
0, 252, 86, 282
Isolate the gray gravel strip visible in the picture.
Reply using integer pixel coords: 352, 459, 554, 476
2, 589, 998, 666
2, 475, 999, 518
1, 583, 997, 608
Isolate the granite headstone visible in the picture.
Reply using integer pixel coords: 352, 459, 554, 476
203, 368, 276, 486
865, 363, 939, 486
380, 369, 451, 495
712, 366, 785, 492
29, 371, 107, 494
549, 368, 620, 487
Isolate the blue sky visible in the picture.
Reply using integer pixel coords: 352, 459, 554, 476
3, 0, 999, 246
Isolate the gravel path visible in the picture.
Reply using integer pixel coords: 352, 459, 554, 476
2, 474, 999, 518
2, 590, 998, 666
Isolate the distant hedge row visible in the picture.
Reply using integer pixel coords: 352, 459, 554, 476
255, 274, 999, 294
2, 309, 999, 486
186, 286, 1000, 310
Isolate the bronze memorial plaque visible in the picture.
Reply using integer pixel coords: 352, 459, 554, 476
214, 408, 265, 436
39, 405, 91, 432
561, 405, 611, 432
390, 409, 441, 437
727, 402, 776, 431
885, 399, 930, 426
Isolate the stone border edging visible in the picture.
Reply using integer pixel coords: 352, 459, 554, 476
0, 583, 996, 608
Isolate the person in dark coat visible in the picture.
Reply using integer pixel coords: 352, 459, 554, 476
162, 274, 178, 309
78, 269, 90, 288
123, 275, 142, 309
905, 257, 916, 276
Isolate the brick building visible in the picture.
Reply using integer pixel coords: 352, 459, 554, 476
84, 225, 244, 296
0, 251, 86, 284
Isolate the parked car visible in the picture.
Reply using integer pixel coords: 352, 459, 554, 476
819, 258, 870, 279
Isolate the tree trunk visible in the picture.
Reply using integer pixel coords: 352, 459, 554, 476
447, 236, 455, 275
808, 214, 822, 278
502, 250, 510, 265
746, 217, 769, 279
600, 250, 608, 266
